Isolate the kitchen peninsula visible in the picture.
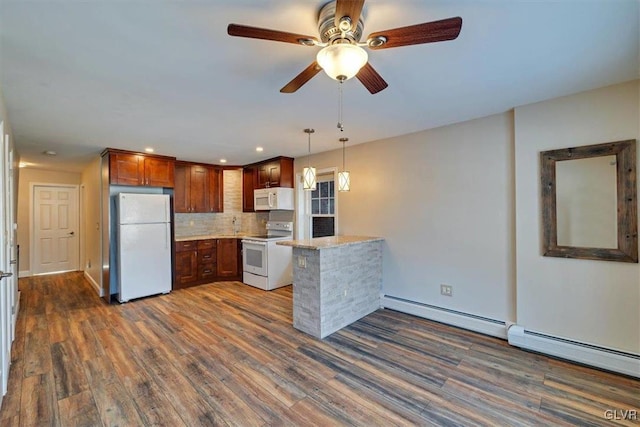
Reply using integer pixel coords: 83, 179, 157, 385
277, 236, 384, 338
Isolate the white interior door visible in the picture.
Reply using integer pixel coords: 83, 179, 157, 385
32, 185, 79, 275
0, 122, 10, 400
4, 136, 17, 341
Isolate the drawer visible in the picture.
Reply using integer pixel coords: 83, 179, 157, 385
198, 248, 216, 263
197, 239, 216, 250
175, 241, 197, 252
198, 263, 216, 279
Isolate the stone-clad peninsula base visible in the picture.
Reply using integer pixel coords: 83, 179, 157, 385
278, 236, 383, 338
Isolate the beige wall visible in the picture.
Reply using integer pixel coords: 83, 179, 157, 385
17, 168, 81, 273
81, 157, 102, 290
515, 80, 639, 354
296, 112, 517, 323
295, 80, 639, 355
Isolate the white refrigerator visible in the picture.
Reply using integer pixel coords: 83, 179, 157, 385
116, 193, 172, 302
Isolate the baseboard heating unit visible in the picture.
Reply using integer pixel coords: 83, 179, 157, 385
508, 325, 640, 378
380, 295, 507, 339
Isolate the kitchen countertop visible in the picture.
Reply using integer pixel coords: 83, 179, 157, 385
174, 234, 245, 242
276, 235, 383, 250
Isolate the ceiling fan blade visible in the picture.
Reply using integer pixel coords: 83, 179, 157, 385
356, 63, 388, 94
228, 24, 318, 46
367, 17, 462, 50
280, 62, 322, 93
334, 0, 365, 32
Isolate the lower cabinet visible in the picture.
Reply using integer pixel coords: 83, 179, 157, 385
174, 238, 242, 289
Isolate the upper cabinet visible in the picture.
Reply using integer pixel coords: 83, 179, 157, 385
243, 156, 294, 212
174, 161, 223, 213
256, 157, 293, 188
242, 167, 257, 212
104, 149, 175, 188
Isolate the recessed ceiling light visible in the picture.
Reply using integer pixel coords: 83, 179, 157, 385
144, 147, 154, 153
220, 159, 227, 164
256, 147, 264, 152
42, 150, 57, 156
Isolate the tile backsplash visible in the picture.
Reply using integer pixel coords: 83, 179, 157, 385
174, 169, 269, 237
174, 211, 269, 237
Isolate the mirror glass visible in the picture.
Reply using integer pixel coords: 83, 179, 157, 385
556, 155, 617, 248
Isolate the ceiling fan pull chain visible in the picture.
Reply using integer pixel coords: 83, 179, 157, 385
337, 80, 344, 132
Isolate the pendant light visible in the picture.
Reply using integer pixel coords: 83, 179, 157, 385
338, 137, 350, 192
303, 128, 316, 191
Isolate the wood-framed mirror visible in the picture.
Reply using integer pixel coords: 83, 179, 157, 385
540, 139, 638, 263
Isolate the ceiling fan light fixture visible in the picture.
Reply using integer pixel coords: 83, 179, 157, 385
316, 43, 368, 81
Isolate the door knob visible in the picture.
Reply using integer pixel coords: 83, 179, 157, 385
0, 271, 12, 279
68, 231, 75, 236
9, 260, 16, 265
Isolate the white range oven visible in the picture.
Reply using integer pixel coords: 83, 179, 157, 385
242, 221, 293, 291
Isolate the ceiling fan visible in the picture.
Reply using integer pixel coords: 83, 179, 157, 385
227, 0, 462, 94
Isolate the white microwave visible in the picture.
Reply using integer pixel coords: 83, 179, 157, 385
254, 187, 294, 211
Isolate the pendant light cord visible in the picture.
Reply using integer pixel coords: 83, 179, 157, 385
337, 80, 344, 132
308, 132, 311, 166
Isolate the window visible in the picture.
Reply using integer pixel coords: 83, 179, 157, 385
311, 175, 335, 237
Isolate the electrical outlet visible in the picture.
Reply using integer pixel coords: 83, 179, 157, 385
440, 284, 453, 296
343, 289, 347, 297
297, 256, 306, 268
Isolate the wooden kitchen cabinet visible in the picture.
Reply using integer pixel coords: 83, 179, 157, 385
173, 238, 241, 289
243, 156, 293, 212
174, 241, 198, 288
256, 157, 293, 188
174, 161, 223, 213
105, 149, 175, 188
197, 239, 217, 281
216, 238, 238, 277
208, 166, 223, 213
242, 166, 257, 212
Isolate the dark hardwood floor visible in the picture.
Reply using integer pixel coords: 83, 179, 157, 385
1, 272, 638, 426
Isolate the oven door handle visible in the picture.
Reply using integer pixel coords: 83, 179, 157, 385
242, 240, 268, 247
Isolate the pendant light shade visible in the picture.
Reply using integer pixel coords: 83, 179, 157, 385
303, 166, 317, 191
338, 171, 350, 192
303, 128, 316, 191
338, 137, 350, 192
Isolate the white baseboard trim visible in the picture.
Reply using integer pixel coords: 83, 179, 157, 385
380, 295, 507, 339
84, 271, 102, 297
508, 325, 640, 378
18, 270, 30, 278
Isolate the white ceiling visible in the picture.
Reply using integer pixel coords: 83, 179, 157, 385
1, 0, 638, 172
